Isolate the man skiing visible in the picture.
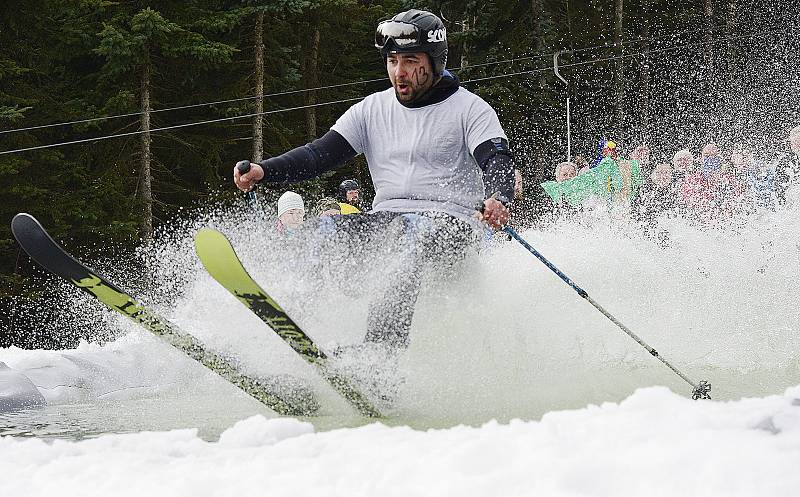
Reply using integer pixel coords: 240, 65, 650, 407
234, 8, 514, 349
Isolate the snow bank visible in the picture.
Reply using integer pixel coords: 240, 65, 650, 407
2, 385, 799, 497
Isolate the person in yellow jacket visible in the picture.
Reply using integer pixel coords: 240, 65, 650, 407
337, 179, 363, 214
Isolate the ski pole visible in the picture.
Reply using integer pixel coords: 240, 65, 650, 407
503, 225, 711, 400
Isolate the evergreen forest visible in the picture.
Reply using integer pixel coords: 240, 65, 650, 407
1, 0, 798, 346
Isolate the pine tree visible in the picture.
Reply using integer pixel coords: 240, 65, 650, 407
95, 6, 236, 239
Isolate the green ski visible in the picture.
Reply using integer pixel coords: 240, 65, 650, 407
194, 227, 383, 418
11, 213, 317, 417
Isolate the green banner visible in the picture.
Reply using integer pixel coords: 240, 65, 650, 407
540, 158, 644, 207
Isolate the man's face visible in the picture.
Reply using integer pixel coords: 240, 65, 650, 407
730, 151, 744, 168
346, 189, 360, 203
701, 142, 720, 158
651, 164, 673, 188
730, 149, 752, 170
387, 52, 435, 103
556, 164, 577, 182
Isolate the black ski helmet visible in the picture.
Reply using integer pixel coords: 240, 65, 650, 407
375, 9, 448, 77
338, 179, 361, 202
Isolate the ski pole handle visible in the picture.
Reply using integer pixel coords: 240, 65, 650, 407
236, 160, 258, 203
236, 160, 251, 175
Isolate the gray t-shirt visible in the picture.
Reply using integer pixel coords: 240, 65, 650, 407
331, 86, 507, 219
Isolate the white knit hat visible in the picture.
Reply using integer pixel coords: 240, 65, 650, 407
277, 191, 305, 218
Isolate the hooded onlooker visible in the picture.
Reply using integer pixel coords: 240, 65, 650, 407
631, 162, 679, 246
337, 179, 363, 214
590, 139, 620, 168
315, 197, 342, 217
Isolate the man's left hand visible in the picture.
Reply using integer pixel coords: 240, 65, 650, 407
474, 197, 510, 229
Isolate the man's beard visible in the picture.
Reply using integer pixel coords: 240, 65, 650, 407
394, 79, 433, 104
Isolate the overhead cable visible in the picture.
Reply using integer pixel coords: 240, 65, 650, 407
0, 21, 742, 136
0, 30, 782, 156
0, 97, 364, 155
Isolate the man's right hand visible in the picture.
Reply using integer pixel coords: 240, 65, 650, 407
233, 162, 265, 192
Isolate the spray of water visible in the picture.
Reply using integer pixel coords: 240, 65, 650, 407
6, 184, 796, 433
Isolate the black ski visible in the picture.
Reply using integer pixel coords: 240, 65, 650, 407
11, 213, 317, 416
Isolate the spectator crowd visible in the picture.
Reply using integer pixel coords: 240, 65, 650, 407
525, 125, 800, 239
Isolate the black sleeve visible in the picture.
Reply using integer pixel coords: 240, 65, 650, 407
474, 137, 515, 204
258, 130, 357, 184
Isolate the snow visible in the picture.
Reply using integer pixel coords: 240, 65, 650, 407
1, 386, 799, 496
0, 334, 209, 405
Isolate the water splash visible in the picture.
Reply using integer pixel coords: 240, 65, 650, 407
3, 191, 800, 436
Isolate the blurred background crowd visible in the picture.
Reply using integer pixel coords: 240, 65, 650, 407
271, 124, 800, 243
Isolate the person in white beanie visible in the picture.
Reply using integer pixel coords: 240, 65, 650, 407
276, 191, 305, 235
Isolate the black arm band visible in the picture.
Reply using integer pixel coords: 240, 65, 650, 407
474, 138, 515, 204
258, 130, 357, 184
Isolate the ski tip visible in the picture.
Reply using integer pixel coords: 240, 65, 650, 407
11, 213, 43, 244
194, 227, 228, 252
194, 227, 241, 276
11, 212, 36, 230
